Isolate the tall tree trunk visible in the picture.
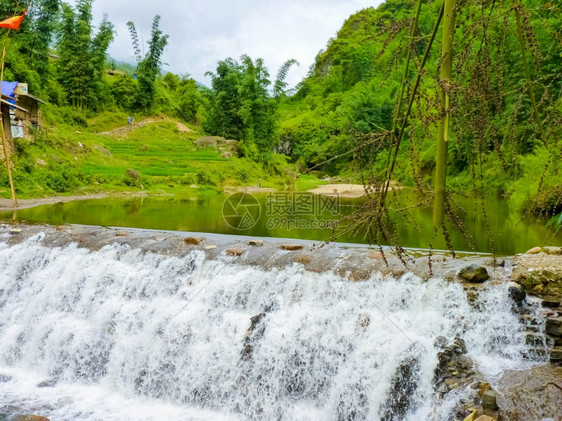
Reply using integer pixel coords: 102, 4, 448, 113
433, 0, 457, 228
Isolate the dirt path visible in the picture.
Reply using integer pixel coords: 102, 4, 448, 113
0, 191, 158, 211
0, 193, 109, 211
99, 116, 193, 138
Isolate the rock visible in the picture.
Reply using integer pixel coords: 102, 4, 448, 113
36, 158, 47, 167
93, 144, 112, 157
184, 237, 203, 245
458, 265, 490, 283
508, 282, 526, 303
541, 296, 561, 308
545, 317, 562, 337
241, 313, 266, 360
125, 168, 140, 180
463, 410, 478, 421
525, 333, 544, 346
481, 390, 498, 411
550, 347, 562, 365
249, 240, 264, 247
37, 379, 57, 388
281, 244, 304, 251
15, 416, 50, 421
194, 136, 222, 148
543, 246, 562, 255
526, 246, 542, 254
204, 245, 217, 250
115, 231, 128, 237
478, 382, 491, 396
9, 228, 22, 235
474, 416, 496, 421
434, 336, 448, 349
226, 248, 245, 257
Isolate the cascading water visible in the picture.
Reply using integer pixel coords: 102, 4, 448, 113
0, 232, 544, 420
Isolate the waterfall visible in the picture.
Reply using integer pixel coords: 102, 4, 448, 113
0, 232, 542, 420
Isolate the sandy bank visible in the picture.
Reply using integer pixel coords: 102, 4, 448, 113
308, 183, 401, 198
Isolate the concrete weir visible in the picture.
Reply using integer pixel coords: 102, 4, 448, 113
0, 222, 560, 421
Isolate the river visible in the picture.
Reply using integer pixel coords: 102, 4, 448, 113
0, 189, 559, 255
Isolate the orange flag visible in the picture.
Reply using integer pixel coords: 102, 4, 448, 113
0, 9, 27, 30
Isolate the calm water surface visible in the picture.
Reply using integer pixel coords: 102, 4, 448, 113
1, 189, 559, 255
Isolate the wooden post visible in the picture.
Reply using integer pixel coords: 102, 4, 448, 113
433, 0, 457, 228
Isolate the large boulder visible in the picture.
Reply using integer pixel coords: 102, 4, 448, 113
511, 253, 562, 300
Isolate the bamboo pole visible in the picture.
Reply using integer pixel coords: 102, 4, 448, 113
433, 0, 457, 228
0, 28, 17, 208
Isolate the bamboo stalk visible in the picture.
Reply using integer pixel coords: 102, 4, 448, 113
0, 28, 17, 208
433, 0, 457, 228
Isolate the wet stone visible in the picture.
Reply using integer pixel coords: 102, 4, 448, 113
481, 390, 498, 411
37, 379, 57, 388
543, 246, 562, 255
281, 244, 304, 251
183, 237, 203, 245
458, 265, 490, 283
525, 247, 542, 254
545, 317, 562, 337
550, 347, 562, 365
226, 248, 245, 257
541, 296, 561, 308
248, 240, 264, 247
507, 282, 526, 304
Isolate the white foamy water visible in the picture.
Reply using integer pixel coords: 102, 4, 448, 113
0, 232, 541, 420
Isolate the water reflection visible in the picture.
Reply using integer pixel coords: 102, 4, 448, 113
1, 189, 559, 255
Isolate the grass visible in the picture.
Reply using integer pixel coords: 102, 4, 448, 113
0, 107, 324, 199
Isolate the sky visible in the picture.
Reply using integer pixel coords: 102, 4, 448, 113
77, 0, 383, 88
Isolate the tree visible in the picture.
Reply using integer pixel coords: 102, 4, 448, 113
56, 0, 114, 109
205, 55, 280, 157
127, 15, 168, 110
274, 58, 299, 98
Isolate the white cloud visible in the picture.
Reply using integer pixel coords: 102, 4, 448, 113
75, 0, 383, 87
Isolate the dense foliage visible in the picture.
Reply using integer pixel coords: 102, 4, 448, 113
278, 0, 561, 214
204, 56, 298, 160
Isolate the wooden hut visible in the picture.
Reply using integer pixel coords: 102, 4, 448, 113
14, 83, 45, 136
0, 96, 28, 152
